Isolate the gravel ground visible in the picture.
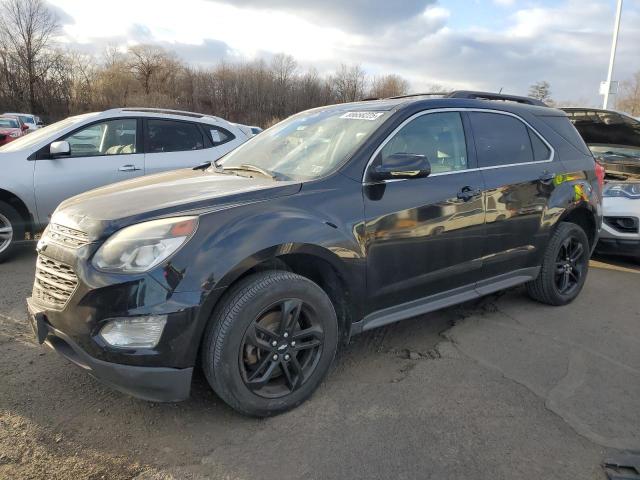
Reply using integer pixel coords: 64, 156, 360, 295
1, 245, 638, 479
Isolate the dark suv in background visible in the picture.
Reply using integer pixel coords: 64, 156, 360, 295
27, 91, 602, 416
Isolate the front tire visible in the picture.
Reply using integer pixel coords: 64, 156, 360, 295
0, 201, 24, 263
527, 222, 590, 306
201, 270, 339, 417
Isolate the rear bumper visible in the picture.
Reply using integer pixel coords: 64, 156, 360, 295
27, 298, 192, 402
595, 238, 640, 258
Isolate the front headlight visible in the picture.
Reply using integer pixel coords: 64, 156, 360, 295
9, 132, 20, 138
92, 216, 198, 273
603, 182, 640, 199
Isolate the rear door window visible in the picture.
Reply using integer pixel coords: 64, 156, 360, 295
469, 112, 534, 167
146, 119, 204, 153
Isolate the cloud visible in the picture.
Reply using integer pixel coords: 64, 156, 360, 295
49, 0, 640, 105
46, 1, 74, 25
493, 0, 516, 7
209, 0, 438, 31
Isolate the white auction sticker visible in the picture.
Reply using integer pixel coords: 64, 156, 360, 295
339, 112, 385, 121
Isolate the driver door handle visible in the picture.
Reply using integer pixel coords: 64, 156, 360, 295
119, 164, 141, 172
457, 186, 482, 202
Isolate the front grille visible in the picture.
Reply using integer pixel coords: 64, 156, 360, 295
0, 134, 6, 142
32, 256, 78, 309
46, 223, 90, 248
604, 216, 639, 234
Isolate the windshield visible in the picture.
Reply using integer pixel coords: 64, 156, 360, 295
218, 108, 387, 181
0, 113, 95, 152
0, 118, 19, 128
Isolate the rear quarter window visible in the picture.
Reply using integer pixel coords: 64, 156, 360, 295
539, 115, 592, 156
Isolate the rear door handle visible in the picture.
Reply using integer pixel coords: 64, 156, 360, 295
457, 186, 482, 202
118, 164, 141, 172
538, 171, 555, 183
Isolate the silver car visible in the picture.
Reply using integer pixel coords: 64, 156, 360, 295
596, 182, 640, 262
563, 108, 640, 262
0, 108, 249, 262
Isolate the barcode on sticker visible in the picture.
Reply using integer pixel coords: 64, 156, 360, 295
340, 112, 385, 120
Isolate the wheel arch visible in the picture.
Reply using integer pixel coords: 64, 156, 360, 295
193, 243, 363, 366
0, 188, 34, 236
557, 204, 598, 250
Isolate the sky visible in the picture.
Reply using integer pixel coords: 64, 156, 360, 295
47, 0, 640, 106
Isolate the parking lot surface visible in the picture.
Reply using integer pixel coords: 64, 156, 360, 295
1, 246, 638, 479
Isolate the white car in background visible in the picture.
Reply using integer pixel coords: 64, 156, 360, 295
0, 107, 249, 261
3, 112, 41, 132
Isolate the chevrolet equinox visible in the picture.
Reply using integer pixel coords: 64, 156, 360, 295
27, 91, 603, 416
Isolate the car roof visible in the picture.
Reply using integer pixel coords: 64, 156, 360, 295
318, 94, 563, 117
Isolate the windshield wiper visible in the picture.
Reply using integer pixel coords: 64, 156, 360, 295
222, 164, 279, 180
193, 161, 212, 171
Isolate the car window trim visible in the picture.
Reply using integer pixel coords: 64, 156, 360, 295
362, 107, 555, 183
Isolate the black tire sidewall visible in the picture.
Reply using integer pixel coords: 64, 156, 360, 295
546, 223, 590, 304
204, 271, 339, 416
0, 201, 24, 263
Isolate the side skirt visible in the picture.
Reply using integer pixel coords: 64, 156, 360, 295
350, 267, 540, 335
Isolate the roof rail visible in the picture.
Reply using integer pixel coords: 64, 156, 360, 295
105, 107, 221, 119
385, 90, 547, 107
387, 92, 449, 100
121, 107, 208, 118
446, 90, 547, 107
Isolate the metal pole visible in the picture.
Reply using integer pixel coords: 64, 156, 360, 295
603, 0, 623, 109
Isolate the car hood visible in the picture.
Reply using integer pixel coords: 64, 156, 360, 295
0, 128, 19, 135
52, 168, 302, 238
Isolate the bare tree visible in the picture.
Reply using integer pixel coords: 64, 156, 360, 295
369, 74, 409, 98
128, 45, 175, 96
615, 71, 640, 116
528, 81, 553, 104
0, 0, 59, 112
331, 64, 366, 103
0, 0, 416, 128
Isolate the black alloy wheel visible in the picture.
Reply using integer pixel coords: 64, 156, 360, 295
527, 222, 590, 306
239, 298, 324, 398
201, 270, 338, 417
554, 235, 585, 295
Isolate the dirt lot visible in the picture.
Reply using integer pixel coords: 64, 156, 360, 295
1, 245, 639, 480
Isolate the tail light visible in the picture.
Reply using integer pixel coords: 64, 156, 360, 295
594, 158, 605, 192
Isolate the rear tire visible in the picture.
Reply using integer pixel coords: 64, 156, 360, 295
527, 222, 590, 306
201, 270, 339, 417
0, 201, 24, 263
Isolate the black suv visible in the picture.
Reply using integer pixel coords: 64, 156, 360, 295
27, 92, 602, 416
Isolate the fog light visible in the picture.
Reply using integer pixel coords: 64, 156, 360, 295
99, 316, 167, 348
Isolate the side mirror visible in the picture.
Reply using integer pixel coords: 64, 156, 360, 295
21, 124, 29, 131
371, 153, 431, 181
50, 140, 71, 158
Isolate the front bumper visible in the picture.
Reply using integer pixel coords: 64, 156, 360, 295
597, 196, 640, 258
595, 238, 640, 257
27, 297, 193, 402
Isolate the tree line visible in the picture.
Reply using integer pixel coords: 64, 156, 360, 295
0, 0, 409, 126
1, 0, 639, 128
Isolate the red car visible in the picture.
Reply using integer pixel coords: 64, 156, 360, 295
0, 116, 27, 146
